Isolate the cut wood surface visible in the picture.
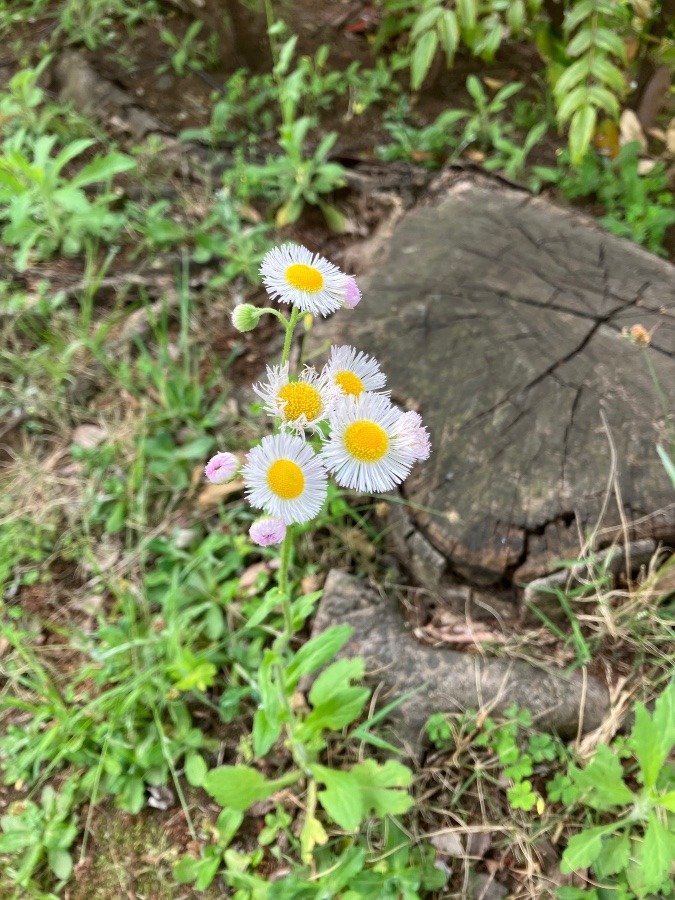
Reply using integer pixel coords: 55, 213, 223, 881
318, 177, 675, 590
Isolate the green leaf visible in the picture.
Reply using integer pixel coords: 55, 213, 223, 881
439, 10, 459, 65
564, 0, 596, 33
560, 825, 615, 873
252, 706, 283, 758
215, 808, 244, 847
594, 830, 630, 877
507, 0, 526, 35
312, 759, 412, 832
554, 57, 592, 99
570, 744, 634, 809
652, 680, 675, 756
456, 0, 477, 34
640, 812, 673, 895
185, 751, 208, 787
632, 702, 665, 789
466, 74, 485, 106
569, 105, 597, 166
411, 29, 438, 91
48, 848, 73, 881
589, 57, 625, 93
657, 445, 675, 488
70, 152, 136, 187
566, 28, 593, 57
317, 201, 346, 233
285, 624, 352, 690
658, 791, 675, 812
303, 658, 370, 732
410, 6, 443, 41
593, 28, 627, 61
204, 765, 300, 811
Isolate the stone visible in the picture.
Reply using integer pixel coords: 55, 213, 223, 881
314, 174, 675, 605
313, 570, 610, 751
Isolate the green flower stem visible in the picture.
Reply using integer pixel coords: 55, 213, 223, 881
277, 525, 295, 646
281, 307, 301, 367
259, 306, 289, 326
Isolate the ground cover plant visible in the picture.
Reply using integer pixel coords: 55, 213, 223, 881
0, 0, 674, 897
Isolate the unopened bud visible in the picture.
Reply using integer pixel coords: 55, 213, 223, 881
232, 303, 262, 333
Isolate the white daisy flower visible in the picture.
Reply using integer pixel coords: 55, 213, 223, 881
260, 244, 347, 317
253, 363, 336, 434
243, 433, 328, 524
395, 411, 431, 461
323, 345, 387, 399
321, 393, 417, 493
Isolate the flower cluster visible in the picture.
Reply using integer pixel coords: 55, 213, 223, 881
205, 243, 430, 545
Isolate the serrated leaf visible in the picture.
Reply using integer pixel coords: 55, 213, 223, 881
312, 759, 412, 832
560, 825, 614, 872
640, 812, 673, 895
203, 765, 299, 811
569, 105, 597, 165
594, 830, 630, 877
632, 702, 665, 789
285, 624, 352, 690
570, 744, 635, 808
411, 29, 438, 91
652, 680, 675, 755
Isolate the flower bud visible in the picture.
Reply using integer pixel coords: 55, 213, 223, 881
204, 452, 239, 484
232, 303, 262, 333
249, 517, 287, 546
342, 276, 361, 309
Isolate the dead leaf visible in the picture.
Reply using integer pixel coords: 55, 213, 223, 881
196, 478, 245, 508
637, 158, 657, 175
430, 832, 464, 857
483, 77, 505, 91
620, 109, 647, 151
238, 560, 272, 591
71, 424, 107, 450
667, 117, 675, 155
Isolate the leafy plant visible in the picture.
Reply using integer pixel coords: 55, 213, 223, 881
0, 780, 78, 891
556, 680, 675, 898
0, 133, 135, 270
536, 142, 675, 255
553, 0, 629, 164
158, 20, 215, 76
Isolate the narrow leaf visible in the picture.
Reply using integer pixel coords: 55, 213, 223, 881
411, 30, 438, 91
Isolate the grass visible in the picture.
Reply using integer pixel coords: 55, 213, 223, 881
0, 1, 674, 897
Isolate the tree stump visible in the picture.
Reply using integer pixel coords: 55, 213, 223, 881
318, 175, 675, 601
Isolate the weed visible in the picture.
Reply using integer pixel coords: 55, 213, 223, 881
536, 142, 675, 255
0, 780, 78, 891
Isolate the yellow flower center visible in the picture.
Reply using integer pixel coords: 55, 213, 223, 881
334, 371, 365, 396
285, 263, 324, 293
277, 382, 323, 422
267, 459, 305, 499
344, 420, 389, 462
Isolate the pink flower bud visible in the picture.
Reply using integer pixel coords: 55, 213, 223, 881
343, 276, 361, 309
204, 452, 239, 484
249, 517, 287, 546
